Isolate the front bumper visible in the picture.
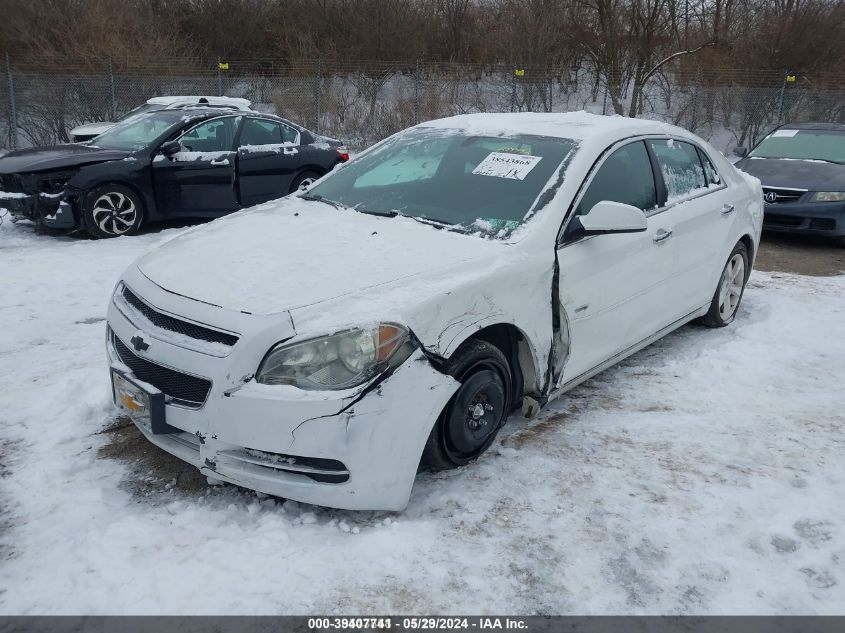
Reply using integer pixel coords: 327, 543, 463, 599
1, 192, 77, 229
106, 272, 460, 511
762, 201, 845, 238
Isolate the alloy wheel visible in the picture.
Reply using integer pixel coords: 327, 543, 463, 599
718, 253, 745, 320
91, 192, 138, 236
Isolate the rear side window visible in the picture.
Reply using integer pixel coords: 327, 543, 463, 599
239, 119, 299, 146
697, 148, 722, 186
648, 139, 706, 201
577, 141, 657, 215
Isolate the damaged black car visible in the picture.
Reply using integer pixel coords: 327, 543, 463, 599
0, 108, 348, 238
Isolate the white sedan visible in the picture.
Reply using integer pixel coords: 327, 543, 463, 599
106, 112, 763, 511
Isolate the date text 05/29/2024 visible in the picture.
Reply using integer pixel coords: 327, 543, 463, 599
308, 617, 529, 630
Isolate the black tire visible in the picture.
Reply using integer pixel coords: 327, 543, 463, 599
83, 184, 143, 238
698, 241, 749, 328
421, 340, 513, 471
288, 170, 322, 194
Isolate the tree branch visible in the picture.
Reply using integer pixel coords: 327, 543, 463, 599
640, 40, 714, 83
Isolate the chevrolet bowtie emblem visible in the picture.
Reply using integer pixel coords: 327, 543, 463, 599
130, 335, 150, 352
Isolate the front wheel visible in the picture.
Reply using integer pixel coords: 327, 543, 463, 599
83, 184, 143, 238
421, 340, 513, 471
698, 241, 749, 327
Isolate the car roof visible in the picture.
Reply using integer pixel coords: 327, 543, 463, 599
418, 111, 691, 143
146, 95, 252, 109
171, 108, 303, 130
779, 122, 845, 131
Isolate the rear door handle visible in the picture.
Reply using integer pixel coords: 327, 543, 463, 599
721, 204, 735, 215
653, 228, 673, 244
210, 157, 230, 166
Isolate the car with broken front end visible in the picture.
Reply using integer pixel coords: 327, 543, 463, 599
0, 108, 347, 237
106, 112, 762, 511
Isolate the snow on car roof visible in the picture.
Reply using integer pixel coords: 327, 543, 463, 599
419, 111, 687, 142
146, 95, 252, 108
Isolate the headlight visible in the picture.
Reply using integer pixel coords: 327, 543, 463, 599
809, 192, 845, 202
256, 323, 413, 390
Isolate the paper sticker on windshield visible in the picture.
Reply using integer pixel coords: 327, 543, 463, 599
771, 129, 799, 138
472, 152, 542, 180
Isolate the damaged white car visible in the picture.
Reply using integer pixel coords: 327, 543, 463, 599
106, 112, 763, 510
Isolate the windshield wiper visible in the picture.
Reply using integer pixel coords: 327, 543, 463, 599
406, 214, 456, 227
353, 206, 398, 218
299, 192, 343, 209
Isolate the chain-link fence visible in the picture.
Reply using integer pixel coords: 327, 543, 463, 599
2, 57, 844, 153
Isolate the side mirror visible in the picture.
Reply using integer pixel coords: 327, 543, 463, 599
159, 140, 181, 157
578, 201, 648, 236
732, 146, 748, 158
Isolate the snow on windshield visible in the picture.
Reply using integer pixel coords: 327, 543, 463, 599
307, 127, 579, 239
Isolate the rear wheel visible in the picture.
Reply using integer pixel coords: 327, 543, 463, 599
83, 184, 143, 238
289, 170, 321, 194
421, 340, 512, 471
699, 241, 749, 327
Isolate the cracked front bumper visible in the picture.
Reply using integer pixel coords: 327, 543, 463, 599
106, 272, 460, 511
122, 352, 458, 510
2, 193, 77, 228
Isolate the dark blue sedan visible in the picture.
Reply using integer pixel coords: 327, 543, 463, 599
735, 122, 845, 246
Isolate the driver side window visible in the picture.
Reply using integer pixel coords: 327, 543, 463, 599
178, 117, 237, 152
576, 141, 657, 216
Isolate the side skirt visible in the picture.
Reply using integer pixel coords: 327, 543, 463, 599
545, 304, 709, 404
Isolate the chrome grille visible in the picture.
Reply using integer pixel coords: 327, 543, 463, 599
762, 187, 806, 204
121, 286, 238, 347
112, 332, 212, 408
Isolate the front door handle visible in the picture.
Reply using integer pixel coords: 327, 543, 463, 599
653, 228, 673, 244
721, 204, 735, 215
210, 157, 230, 166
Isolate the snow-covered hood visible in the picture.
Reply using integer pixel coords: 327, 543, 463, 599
136, 198, 502, 317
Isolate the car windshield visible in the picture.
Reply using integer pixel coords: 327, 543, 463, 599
91, 111, 186, 151
750, 129, 845, 164
306, 128, 577, 237
116, 103, 162, 122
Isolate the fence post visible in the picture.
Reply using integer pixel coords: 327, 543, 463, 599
108, 62, 117, 120
314, 58, 321, 134
510, 67, 517, 112
413, 61, 421, 125
217, 57, 223, 96
601, 80, 608, 116
776, 70, 789, 125
5, 52, 17, 150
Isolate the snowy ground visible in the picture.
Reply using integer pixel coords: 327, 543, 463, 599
0, 215, 843, 615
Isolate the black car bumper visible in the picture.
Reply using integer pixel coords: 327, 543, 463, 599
763, 201, 845, 238
1, 192, 78, 229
